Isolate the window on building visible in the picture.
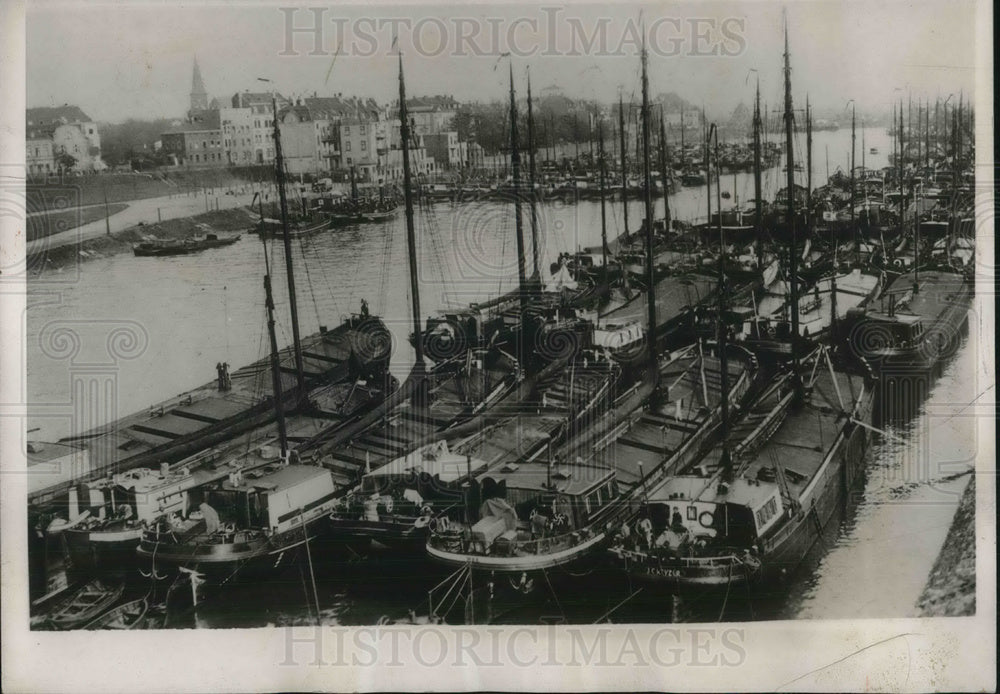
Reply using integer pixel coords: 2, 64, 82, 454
360, 140, 366, 151
360, 124, 366, 134
346, 141, 351, 151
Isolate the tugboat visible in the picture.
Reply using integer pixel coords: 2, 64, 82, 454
61, 439, 286, 579
843, 267, 972, 371
326, 440, 492, 553
136, 461, 339, 578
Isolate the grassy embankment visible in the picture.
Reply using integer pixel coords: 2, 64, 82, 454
27, 168, 270, 209
917, 476, 977, 617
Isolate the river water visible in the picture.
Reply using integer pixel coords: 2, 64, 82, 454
26, 128, 982, 624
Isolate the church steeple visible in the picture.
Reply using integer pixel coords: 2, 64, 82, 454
190, 57, 208, 113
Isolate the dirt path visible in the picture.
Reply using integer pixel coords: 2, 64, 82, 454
26, 185, 276, 256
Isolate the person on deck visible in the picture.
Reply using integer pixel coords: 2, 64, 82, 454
199, 500, 221, 535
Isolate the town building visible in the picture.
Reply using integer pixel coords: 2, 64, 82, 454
25, 105, 103, 173
220, 107, 255, 166
231, 91, 291, 164
339, 113, 386, 180
406, 95, 458, 136
278, 103, 340, 176
26, 138, 56, 176
160, 109, 226, 168
421, 131, 463, 170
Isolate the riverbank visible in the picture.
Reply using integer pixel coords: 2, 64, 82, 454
29, 206, 258, 273
917, 475, 977, 617
26, 169, 267, 210
28, 202, 129, 242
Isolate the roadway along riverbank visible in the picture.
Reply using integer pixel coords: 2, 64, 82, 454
25, 186, 271, 256
29, 206, 259, 272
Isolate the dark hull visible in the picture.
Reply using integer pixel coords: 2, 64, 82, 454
256, 220, 330, 237
63, 527, 143, 578
757, 416, 871, 583
326, 517, 428, 554
616, 379, 874, 593
133, 237, 240, 257
612, 550, 762, 589
136, 524, 322, 583
329, 209, 399, 226
849, 277, 972, 373
874, 305, 970, 372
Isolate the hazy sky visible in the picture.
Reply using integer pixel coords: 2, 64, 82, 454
26, 0, 979, 123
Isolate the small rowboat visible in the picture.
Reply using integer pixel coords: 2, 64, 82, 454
85, 598, 148, 630
47, 580, 124, 630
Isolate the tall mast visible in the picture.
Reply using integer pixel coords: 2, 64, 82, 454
955, 94, 961, 165
934, 98, 940, 162
550, 114, 556, 165
526, 69, 540, 281
898, 101, 904, 244
261, 224, 289, 459
950, 99, 959, 249
913, 156, 920, 292
640, 33, 657, 370
658, 109, 671, 231
924, 99, 930, 170
806, 96, 813, 236
619, 95, 630, 242
575, 113, 581, 162
509, 65, 529, 332
679, 105, 685, 164
271, 96, 306, 398
850, 104, 856, 263
598, 121, 609, 268
782, 15, 801, 390
398, 52, 424, 368
753, 77, 763, 271
713, 124, 731, 482
704, 109, 711, 226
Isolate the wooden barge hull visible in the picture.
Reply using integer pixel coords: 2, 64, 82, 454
29, 316, 394, 508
